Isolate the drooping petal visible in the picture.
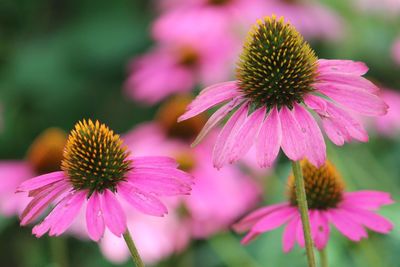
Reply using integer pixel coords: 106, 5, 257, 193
128, 173, 191, 196
178, 81, 241, 122
128, 167, 194, 188
100, 190, 127, 237
256, 107, 282, 168
233, 203, 290, 232
316, 73, 379, 94
192, 97, 243, 147
16, 171, 66, 192
131, 156, 178, 169
341, 191, 394, 210
118, 182, 168, 216
327, 209, 367, 241
314, 82, 387, 116
228, 107, 266, 164
20, 181, 70, 225
86, 192, 105, 241
212, 103, 248, 169
293, 104, 326, 167
340, 207, 393, 234
279, 106, 305, 161
317, 59, 368, 76
296, 218, 305, 247
282, 214, 299, 253
310, 210, 330, 250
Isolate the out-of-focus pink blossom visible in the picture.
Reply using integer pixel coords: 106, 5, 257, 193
392, 38, 400, 65
354, 0, 400, 16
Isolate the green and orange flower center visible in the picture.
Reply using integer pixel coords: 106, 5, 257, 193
61, 119, 131, 194
288, 160, 344, 210
27, 128, 67, 175
157, 95, 207, 141
236, 16, 318, 109
208, 0, 231, 6
178, 46, 200, 67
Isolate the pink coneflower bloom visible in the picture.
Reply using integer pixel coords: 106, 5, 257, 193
0, 128, 66, 216
392, 38, 400, 65
17, 119, 193, 241
124, 9, 238, 105
178, 16, 388, 169
264, 0, 343, 40
233, 160, 394, 251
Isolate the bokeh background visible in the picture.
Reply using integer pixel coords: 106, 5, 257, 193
1, 0, 400, 266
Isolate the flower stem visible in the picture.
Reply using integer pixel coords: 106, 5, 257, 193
319, 248, 328, 267
291, 160, 316, 267
123, 230, 145, 267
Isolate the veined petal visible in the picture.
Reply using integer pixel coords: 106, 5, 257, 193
86, 192, 105, 241
282, 214, 298, 253
192, 97, 243, 147
228, 106, 266, 164
315, 82, 388, 116
296, 217, 305, 247
17, 171, 66, 192
131, 156, 178, 169
327, 209, 367, 241
293, 104, 326, 167
341, 191, 394, 210
100, 190, 127, 237
279, 106, 306, 161
178, 81, 241, 122
128, 173, 191, 196
317, 59, 368, 76
212, 103, 248, 169
316, 73, 379, 94
118, 182, 167, 216
341, 207, 393, 234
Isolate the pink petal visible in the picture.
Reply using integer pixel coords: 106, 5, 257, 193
118, 182, 167, 216
233, 203, 289, 232
256, 107, 282, 168
17, 171, 66, 192
128, 167, 194, 187
316, 73, 379, 94
279, 106, 306, 161
293, 104, 326, 167
228, 107, 266, 164
212, 103, 248, 169
317, 59, 368, 76
341, 207, 393, 234
131, 156, 178, 169
282, 214, 299, 253
128, 173, 191, 196
341, 191, 394, 210
100, 190, 127, 237
296, 218, 305, 247
20, 181, 70, 225
86, 192, 105, 241
310, 210, 330, 250
178, 81, 241, 122
327, 209, 367, 241
192, 97, 243, 147
315, 82, 388, 116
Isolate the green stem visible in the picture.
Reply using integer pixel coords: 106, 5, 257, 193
319, 248, 328, 267
123, 230, 145, 267
291, 161, 316, 267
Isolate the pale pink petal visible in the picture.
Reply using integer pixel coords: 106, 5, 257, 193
256, 107, 282, 168
293, 104, 326, 167
228, 107, 266, 164
341, 191, 394, 210
233, 203, 290, 232
212, 103, 248, 169
86, 192, 105, 241
282, 214, 299, 253
100, 190, 127, 237
317, 59, 368, 75
191, 97, 243, 147
178, 81, 241, 122
310, 210, 330, 250
17, 171, 66, 192
315, 82, 388, 116
279, 106, 306, 161
20, 181, 70, 225
131, 156, 178, 169
327, 209, 368, 241
316, 73, 379, 94
341, 207, 393, 234
118, 182, 167, 216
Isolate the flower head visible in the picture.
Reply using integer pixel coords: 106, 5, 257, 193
233, 160, 394, 252
17, 119, 193, 241
178, 16, 388, 169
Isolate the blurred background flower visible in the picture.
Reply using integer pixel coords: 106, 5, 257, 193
0, 0, 399, 267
